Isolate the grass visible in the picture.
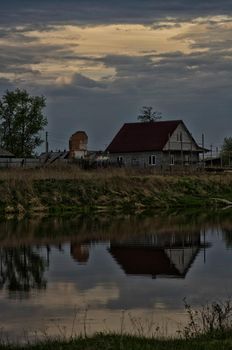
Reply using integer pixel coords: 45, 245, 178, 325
1, 332, 232, 350
1, 301, 232, 349
0, 276, 231, 350
0, 166, 232, 214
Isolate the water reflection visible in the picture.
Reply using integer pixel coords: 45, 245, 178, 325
71, 243, 90, 264
0, 247, 47, 298
0, 211, 232, 341
0, 214, 223, 293
109, 232, 207, 279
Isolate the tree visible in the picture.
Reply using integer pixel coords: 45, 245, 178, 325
137, 106, 162, 123
221, 137, 232, 153
221, 137, 232, 166
0, 89, 47, 157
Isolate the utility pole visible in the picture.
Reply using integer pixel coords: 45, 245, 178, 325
220, 146, 223, 168
210, 144, 213, 168
180, 132, 183, 169
168, 133, 171, 172
45, 131, 49, 153
202, 133, 205, 169
190, 138, 193, 169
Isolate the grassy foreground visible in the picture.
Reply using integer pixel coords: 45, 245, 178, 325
1, 332, 232, 350
1, 167, 232, 214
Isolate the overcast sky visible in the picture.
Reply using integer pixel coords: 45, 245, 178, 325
1, 0, 232, 151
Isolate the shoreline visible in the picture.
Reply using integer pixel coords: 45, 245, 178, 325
0, 170, 232, 216
1, 332, 232, 349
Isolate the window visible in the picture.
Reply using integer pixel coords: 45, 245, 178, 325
185, 154, 190, 165
117, 156, 123, 164
170, 154, 175, 165
149, 155, 156, 166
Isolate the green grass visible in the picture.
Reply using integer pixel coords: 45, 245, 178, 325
2, 332, 232, 350
1, 168, 232, 214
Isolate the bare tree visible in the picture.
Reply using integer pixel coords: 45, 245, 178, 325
137, 106, 162, 122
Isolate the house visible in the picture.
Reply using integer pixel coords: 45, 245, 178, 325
0, 148, 15, 167
0, 148, 14, 158
106, 120, 205, 168
39, 150, 69, 165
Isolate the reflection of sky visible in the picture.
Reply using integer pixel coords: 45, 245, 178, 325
1, 228, 232, 340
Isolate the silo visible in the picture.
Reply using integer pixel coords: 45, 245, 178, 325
69, 131, 88, 159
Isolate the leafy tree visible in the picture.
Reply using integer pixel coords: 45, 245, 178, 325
137, 106, 162, 122
221, 137, 232, 165
221, 137, 232, 153
0, 89, 47, 157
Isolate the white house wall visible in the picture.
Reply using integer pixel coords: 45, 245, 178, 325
109, 151, 199, 167
163, 123, 198, 152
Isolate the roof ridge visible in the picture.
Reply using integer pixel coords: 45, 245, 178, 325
123, 120, 182, 125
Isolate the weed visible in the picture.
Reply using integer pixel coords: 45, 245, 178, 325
183, 298, 232, 339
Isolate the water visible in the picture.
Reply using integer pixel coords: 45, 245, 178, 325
0, 211, 232, 342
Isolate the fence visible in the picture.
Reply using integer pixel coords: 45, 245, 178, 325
0, 158, 40, 168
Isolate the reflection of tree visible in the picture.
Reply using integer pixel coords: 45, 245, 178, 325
0, 246, 47, 297
222, 229, 232, 248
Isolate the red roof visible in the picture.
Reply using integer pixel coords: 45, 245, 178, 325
106, 120, 182, 153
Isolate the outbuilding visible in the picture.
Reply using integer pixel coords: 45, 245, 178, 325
0, 148, 15, 167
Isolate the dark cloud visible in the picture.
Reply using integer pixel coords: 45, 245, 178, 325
71, 73, 107, 89
1, 0, 232, 26
37, 46, 232, 150
0, 1, 232, 150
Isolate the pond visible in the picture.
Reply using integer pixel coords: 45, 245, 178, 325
0, 210, 232, 342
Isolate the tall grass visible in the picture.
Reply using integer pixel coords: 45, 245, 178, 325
2, 301, 232, 349
0, 167, 232, 215
183, 299, 232, 339
0, 165, 231, 181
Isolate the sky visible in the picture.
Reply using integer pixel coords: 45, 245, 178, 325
0, 1, 232, 151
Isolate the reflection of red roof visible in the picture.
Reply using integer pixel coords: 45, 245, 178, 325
106, 121, 181, 153
71, 244, 89, 264
109, 246, 183, 278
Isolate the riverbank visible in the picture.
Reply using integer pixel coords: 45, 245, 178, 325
1, 332, 232, 350
1, 167, 232, 215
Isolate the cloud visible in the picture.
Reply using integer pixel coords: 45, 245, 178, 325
69, 73, 107, 89
1, 1, 232, 26
38, 44, 232, 150
0, 3, 232, 151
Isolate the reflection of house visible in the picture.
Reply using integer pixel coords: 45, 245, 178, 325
106, 120, 205, 167
70, 243, 89, 264
109, 232, 207, 279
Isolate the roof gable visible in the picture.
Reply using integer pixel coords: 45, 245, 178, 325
0, 148, 14, 158
106, 120, 182, 153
